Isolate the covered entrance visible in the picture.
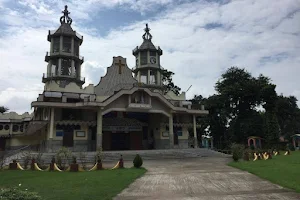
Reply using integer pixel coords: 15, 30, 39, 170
101, 115, 146, 150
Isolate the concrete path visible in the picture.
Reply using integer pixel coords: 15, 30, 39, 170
114, 157, 300, 200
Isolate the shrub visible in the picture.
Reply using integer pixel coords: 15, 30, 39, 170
133, 154, 143, 168
231, 143, 245, 162
0, 187, 41, 200
56, 147, 72, 169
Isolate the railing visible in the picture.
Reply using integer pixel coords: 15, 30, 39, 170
48, 30, 83, 40
43, 73, 85, 82
45, 51, 84, 60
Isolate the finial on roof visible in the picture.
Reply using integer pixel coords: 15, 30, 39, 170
60, 5, 72, 25
142, 23, 152, 40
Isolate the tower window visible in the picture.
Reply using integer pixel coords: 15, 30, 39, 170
62, 37, 72, 53
140, 71, 148, 84
53, 37, 60, 53
74, 40, 79, 56
75, 62, 80, 78
150, 51, 156, 56
140, 51, 147, 65
150, 70, 157, 84
61, 59, 72, 76
51, 59, 59, 76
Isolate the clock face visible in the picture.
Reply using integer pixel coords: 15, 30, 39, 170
150, 57, 156, 64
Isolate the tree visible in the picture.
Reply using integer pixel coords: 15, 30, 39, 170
161, 69, 181, 95
214, 67, 280, 145
276, 95, 300, 139
0, 106, 8, 114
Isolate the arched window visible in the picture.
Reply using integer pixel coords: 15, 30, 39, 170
13, 125, 19, 132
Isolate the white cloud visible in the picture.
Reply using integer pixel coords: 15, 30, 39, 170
1, 0, 300, 114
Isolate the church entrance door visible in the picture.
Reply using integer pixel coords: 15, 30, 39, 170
63, 131, 74, 147
0, 138, 6, 151
111, 132, 130, 150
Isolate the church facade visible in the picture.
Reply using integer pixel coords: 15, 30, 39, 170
0, 6, 208, 152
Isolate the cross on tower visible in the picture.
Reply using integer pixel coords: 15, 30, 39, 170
116, 59, 125, 74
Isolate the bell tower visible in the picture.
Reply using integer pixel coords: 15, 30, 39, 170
42, 5, 85, 87
132, 24, 163, 89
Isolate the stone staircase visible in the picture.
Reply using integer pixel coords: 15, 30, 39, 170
17, 148, 230, 165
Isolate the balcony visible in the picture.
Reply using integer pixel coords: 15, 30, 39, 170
132, 65, 164, 72
48, 30, 83, 42
42, 73, 85, 84
45, 52, 84, 63
128, 103, 152, 109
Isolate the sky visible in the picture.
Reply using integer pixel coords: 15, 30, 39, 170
0, 0, 300, 114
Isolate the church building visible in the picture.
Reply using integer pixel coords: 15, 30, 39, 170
0, 6, 208, 152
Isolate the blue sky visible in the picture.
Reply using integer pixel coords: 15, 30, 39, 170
0, 0, 300, 113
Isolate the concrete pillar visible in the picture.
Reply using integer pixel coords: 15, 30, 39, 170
71, 60, 75, 77
193, 115, 197, 148
58, 59, 62, 76
148, 70, 151, 84
60, 36, 63, 53
50, 38, 54, 53
49, 108, 55, 139
71, 38, 74, 54
9, 123, 13, 135
97, 109, 103, 150
138, 71, 141, 82
169, 113, 174, 148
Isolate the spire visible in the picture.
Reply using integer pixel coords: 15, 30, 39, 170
142, 23, 152, 40
60, 5, 72, 25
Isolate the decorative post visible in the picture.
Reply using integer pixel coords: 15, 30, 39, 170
97, 108, 103, 149
119, 155, 124, 168
193, 115, 197, 148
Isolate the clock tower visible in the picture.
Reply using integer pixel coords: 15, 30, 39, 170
132, 24, 163, 90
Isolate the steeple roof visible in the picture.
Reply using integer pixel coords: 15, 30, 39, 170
47, 5, 83, 43
133, 24, 163, 55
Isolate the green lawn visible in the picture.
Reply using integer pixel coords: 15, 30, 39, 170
0, 168, 146, 200
229, 151, 300, 193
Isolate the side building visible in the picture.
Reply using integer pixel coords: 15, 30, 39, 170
0, 6, 208, 152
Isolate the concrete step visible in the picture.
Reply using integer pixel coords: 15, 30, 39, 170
13, 149, 230, 165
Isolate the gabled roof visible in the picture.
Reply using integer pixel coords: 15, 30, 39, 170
95, 56, 137, 96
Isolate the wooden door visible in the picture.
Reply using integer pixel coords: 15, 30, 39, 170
130, 132, 142, 150
63, 131, 74, 147
0, 138, 5, 151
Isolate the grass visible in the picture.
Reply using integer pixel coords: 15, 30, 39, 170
229, 151, 300, 193
0, 168, 146, 200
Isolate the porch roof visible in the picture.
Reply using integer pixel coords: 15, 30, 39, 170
24, 121, 48, 135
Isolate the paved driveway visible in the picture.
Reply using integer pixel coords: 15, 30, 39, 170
114, 157, 300, 200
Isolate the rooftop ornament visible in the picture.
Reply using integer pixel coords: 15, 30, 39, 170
142, 23, 152, 40
60, 5, 72, 25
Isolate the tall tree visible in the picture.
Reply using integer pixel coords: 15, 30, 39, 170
161, 69, 181, 95
276, 95, 300, 139
0, 106, 8, 114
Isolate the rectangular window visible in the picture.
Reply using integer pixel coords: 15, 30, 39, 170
51, 59, 59, 75
61, 59, 71, 75
140, 52, 147, 65
74, 40, 79, 56
150, 51, 156, 56
140, 71, 148, 84
150, 70, 156, 84
53, 37, 60, 53
62, 37, 72, 53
